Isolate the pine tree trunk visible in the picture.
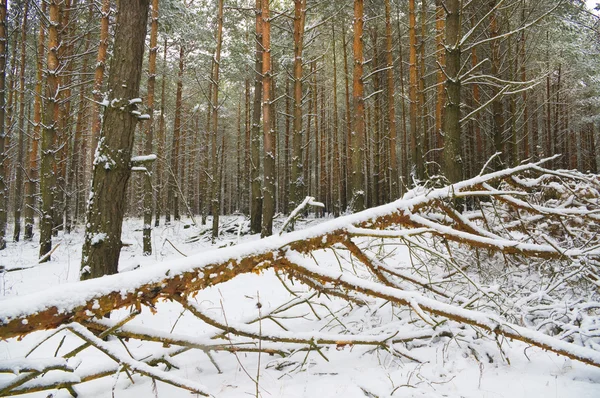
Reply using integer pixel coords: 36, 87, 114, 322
0, 0, 7, 250
350, 0, 366, 211
250, 0, 263, 234
155, 38, 167, 227
71, 2, 94, 228
289, 0, 306, 211
384, 0, 398, 199
331, 22, 341, 216
442, 0, 463, 184
408, 0, 423, 181
24, 0, 46, 241
39, 0, 61, 260
519, 8, 529, 160
419, 0, 429, 177
283, 75, 290, 214
490, 1, 505, 170
168, 44, 184, 223
13, 0, 28, 242
261, 0, 275, 236
434, 0, 445, 170
90, 0, 110, 168
142, 0, 159, 255
81, 0, 150, 279
211, 0, 224, 240
370, 28, 381, 207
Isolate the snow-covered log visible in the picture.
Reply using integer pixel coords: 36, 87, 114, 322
1, 158, 600, 397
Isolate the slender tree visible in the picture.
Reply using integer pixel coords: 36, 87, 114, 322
261, 0, 275, 236
24, 0, 46, 241
408, 0, 423, 181
39, 0, 61, 260
142, 0, 159, 255
211, 0, 224, 240
384, 0, 398, 199
0, 0, 7, 250
13, 0, 28, 242
250, 0, 263, 234
89, 0, 110, 165
289, 0, 306, 211
350, 0, 366, 211
168, 43, 184, 223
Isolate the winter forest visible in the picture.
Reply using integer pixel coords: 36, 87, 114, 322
1, 0, 600, 396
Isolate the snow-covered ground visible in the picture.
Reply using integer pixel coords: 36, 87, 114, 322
2, 216, 600, 397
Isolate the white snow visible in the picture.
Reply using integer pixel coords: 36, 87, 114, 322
1, 160, 600, 397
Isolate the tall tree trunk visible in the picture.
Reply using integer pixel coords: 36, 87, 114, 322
81, 0, 150, 279
261, 0, 275, 236
57, 0, 74, 234
211, 0, 224, 240
142, 0, 159, 255
283, 74, 290, 214
442, 0, 463, 184
243, 72, 250, 214
0, 0, 7, 250
89, 0, 110, 167
250, 0, 263, 234
168, 44, 184, 223
395, 2, 409, 191
434, 0, 445, 169
419, 0, 429, 176
71, 2, 94, 228
370, 28, 381, 207
350, 0, 366, 211
289, 0, 306, 211
490, 1, 505, 170
332, 22, 341, 216
13, 0, 28, 242
39, 0, 61, 260
312, 62, 318, 206
519, 10, 529, 160
155, 38, 167, 227
342, 22, 352, 209
25, 0, 46, 241
408, 0, 423, 181
384, 0, 398, 199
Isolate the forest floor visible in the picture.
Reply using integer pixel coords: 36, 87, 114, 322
2, 215, 600, 398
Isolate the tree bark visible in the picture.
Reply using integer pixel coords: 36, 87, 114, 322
142, 0, 159, 255
442, 0, 463, 184
350, 0, 366, 212
89, 0, 110, 168
408, 0, 423, 182
155, 38, 167, 227
80, 0, 150, 279
250, 0, 263, 234
24, 0, 46, 241
384, 0, 398, 199
0, 0, 7, 250
434, 0, 445, 169
39, 0, 61, 260
13, 0, 28, 242
289, 0, 306, 211
261, 0, 275, 236
168, 44, 184, 223
332, 22, 341, 216
211, 0, 224, 240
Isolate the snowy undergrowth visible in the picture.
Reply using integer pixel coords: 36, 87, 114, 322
0, 214, 599, 397
3, 163, 600, 398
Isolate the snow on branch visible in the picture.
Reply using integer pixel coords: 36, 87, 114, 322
2, 157, 600, 397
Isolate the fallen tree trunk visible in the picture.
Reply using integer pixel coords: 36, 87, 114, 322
1, 157, 600, 377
